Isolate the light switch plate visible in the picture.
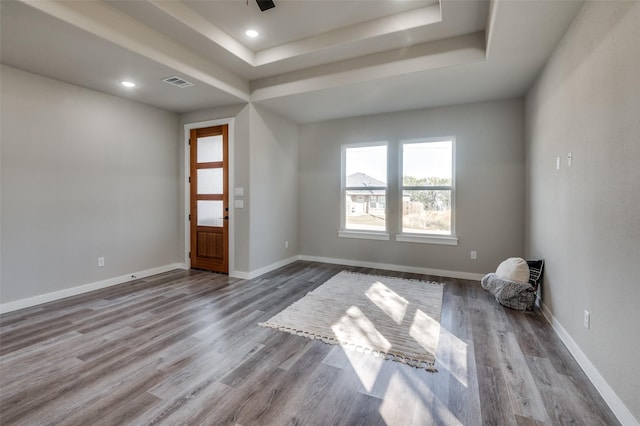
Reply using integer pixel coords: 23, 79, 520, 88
234, 199, 244, 208
234, 187, 244, 196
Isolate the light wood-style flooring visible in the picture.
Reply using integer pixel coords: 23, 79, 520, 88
0, 261, 619, 425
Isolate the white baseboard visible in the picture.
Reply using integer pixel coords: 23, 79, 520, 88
230, 255, 486, 282
539, 301, 639, 426
229, 270, 251, 280
0, 263, 185, 314
298, 255, 486, 281
230, 256, 300, 280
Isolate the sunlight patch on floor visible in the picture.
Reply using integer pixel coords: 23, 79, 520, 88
331, 305, 389, 393
341, 347, 385, 394
409, 309, 440, 354
380, 369, 464, 426
365, 281, 408, 325
437, 326, 469, 388
331, 305, 392, 352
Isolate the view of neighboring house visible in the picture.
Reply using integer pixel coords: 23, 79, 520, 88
346, 172, 450, 234
346, 172, 386, 216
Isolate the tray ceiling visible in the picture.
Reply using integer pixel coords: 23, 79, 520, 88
0, 0, 584, 122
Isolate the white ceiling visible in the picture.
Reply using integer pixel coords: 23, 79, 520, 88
0, 0, 584, 123
181, 0, 440, 51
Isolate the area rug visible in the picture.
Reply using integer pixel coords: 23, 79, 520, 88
259, 271, 444, 372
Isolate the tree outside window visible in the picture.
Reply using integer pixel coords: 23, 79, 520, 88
401, 140, 454, 235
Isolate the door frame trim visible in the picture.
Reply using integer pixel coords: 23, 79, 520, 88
183, 118, 235, 275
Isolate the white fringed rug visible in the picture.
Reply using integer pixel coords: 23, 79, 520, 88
259, 271, 444, 372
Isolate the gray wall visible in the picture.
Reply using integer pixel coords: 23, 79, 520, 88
248, 105, 299, 271
1, 65, 181, 304
525, 2, 640, 421
299, 99, 525, 275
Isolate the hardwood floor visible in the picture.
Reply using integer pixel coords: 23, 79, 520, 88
0, 261, 618, 425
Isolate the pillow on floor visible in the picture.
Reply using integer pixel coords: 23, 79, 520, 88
496, 257, 530, 284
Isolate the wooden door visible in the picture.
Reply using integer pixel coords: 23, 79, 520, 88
190, 125, 229, 273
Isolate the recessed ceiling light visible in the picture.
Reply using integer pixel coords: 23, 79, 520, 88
245, 29, 259, 38
120, 81, 136, 88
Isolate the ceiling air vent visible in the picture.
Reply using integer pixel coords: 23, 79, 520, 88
162, 76, 194, 88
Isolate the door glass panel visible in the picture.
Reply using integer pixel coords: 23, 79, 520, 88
197, 168, 223, 194
197, 135, 223, 163
197, 200, 223, 227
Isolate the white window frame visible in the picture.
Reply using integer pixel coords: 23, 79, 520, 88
395, 137, 458, 246
339, 142, 389, 241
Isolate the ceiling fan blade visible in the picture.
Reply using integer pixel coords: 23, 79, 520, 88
256, 0, 275, 12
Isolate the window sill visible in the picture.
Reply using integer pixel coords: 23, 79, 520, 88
395, 234, 458, 246
338, 230, 390, 241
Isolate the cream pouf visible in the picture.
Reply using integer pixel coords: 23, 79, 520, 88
495, 257, 530, 284
481, 259, 544, 311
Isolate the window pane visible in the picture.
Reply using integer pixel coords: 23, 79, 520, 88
402, 141, 452, 186
346, 191, 386, 231
197, 135, 223, 163
197, 168, 223, 194
402, 190, 451, 234
197, 200, 223, 227
346, 145, 387, 185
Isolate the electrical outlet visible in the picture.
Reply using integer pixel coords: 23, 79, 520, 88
584, 310, 590, 330
285, 241, 289, 249
470, 251, 477, 260
97, 257, 105, 267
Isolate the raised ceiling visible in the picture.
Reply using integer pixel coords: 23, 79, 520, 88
0, 0, 584, 123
